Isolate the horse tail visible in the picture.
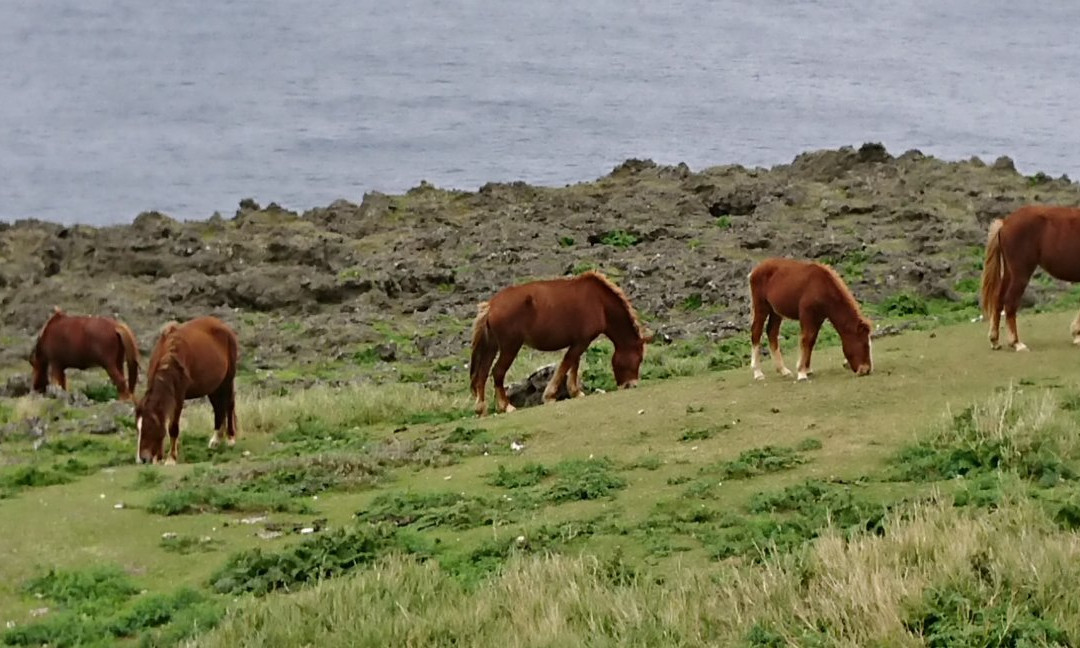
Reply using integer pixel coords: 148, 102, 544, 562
115, 322, 140, 393
980, 218, 1006, 319
469, 301, 494, 399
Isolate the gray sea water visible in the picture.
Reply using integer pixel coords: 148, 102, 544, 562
2, 0, 1078, 225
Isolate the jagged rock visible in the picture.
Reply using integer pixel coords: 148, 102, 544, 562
506, 364, 573, 409
2, 374, 32, 397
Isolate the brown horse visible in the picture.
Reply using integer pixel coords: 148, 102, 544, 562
135, 316, 239, 464
29, 307, 140, 400
748, 257, 873, 381
469, 270, 654, 417
980, 205, 1080, 351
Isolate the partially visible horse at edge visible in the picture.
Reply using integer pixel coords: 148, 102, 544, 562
748, 257, 873, 381
29, 307, 141, 400
980, 204, 1080, 351
469, 270, 654, 417
135, 316, 239, 464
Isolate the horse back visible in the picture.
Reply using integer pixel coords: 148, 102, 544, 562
38, 315, 122, 368
751, 258, 834, 320
1001, 205, 1080, 280
153, 317, 238, 397
487, 279, 606, 350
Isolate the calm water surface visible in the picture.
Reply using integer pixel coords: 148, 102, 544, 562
1, 0, 1078, 224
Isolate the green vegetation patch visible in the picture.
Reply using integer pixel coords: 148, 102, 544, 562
209, 524, 414, 596
4, 566, 222, 647
356, 491, 532, 531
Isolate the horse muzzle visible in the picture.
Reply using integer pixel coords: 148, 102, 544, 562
620, 380, 640, 389
856, 364, 872, 376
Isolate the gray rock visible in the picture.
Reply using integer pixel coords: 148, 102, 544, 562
506, 364, 572, 409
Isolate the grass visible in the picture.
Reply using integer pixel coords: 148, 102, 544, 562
192, 494, 1080, 647
5, 312, 1080, 644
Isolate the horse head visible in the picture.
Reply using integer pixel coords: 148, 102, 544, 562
612, 329, 653, 389
134, 402, 167, 464
840, 319, 873, 376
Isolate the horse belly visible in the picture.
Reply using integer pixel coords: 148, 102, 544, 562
1040, 255, 1080, 283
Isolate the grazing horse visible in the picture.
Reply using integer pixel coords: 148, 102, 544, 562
748, 257, 873, 381
469, 270, 654, 417
135, 316, 239, 464
980, 205, 1080, 351
29, 307, 140, 400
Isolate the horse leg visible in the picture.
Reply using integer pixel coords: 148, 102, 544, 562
766, 313, 792, 377
492, 340, 523, 414
749, 297, 768, 380
225, 379, 238, 446
545, 343, 588, 403
1002, 269, 1032, 351
988, 274, 1006, 350
165, 402, 183, 465
472, 346, 498, 417
567, 354, 585, 398
103, 361, 131, 402
1070, 308, 1080, 346
31, 358, 49, 394
49, 366, 67, 392
208, 390, 227, 450
796, 317, 822, 382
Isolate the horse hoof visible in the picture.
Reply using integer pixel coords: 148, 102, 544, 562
227, 438, 236, 448
796, 373, 809, 382
753, 372, 765, 381
505, 404, 517, 413
1073, 336, 1080, 346
208, 436, 220, 450
1014, 343, 1029, 352
164, 457, 176, 466
779, 369, 793, 377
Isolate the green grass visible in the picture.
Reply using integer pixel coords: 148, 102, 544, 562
5, 312, 1080, 644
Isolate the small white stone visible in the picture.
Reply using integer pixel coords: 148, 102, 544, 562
637, 409, 645, 415
300, 527, 315, 535
113, 503, 124, 509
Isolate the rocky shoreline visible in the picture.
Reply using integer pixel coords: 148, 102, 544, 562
2, 143, 1078, 384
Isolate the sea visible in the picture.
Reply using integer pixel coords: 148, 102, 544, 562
2, 0, 1078, 225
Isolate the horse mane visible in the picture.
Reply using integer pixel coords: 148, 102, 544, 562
149, 322, 187, 379
817, 263, 872, 328
579, 270, 647, 338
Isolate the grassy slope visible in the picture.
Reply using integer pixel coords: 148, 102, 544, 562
2, 310, 1080, 643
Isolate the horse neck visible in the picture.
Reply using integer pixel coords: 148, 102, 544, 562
144, 361, 187, 418
822, 288, 863, 336
600, 293, 640, 347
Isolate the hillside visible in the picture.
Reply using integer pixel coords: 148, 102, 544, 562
2, 143, 1080, 393
4, 144, 1080, 646
3, 313, 1080, 645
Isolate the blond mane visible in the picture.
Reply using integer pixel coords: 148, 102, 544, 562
579, 270, 648, 338
818, 263, 872, 328
150, 322, 185, 377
